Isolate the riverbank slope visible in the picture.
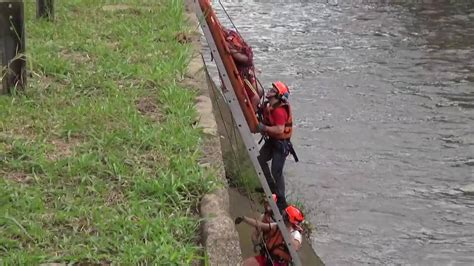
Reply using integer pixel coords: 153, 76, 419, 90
0, 0, 232, 264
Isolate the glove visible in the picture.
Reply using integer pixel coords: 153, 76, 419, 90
256, 122, 266, 133
234, 216, 244, 225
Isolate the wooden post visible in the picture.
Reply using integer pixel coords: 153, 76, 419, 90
37, 0, 54, 20
0, 0, 26, 94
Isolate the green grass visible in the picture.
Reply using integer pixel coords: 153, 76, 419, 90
0, 0, 218, 264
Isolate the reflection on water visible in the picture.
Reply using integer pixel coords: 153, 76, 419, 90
213, 0, 474, 264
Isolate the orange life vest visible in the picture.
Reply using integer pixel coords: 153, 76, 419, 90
263, 103, 293, 140
265, 227, 290, 263
262, 226, 302, 263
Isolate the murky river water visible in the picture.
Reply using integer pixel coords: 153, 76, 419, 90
212, 0, 474, 265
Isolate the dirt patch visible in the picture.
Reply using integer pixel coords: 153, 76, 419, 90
1, 128, 36, 144
101, 4, 144, 15
3, 171, 34, 184
175, 32, 191, 44
105, 41, 120, 51
136, 97, 162, 122
137, 152, 169, 174
102, 4, 131, 12
106, 189, 124, 206
176, 30, 200, 45
60, 50, 92, 65
47, 138, 81, 161
70, 217, 98, 235
36, 74, 55, 90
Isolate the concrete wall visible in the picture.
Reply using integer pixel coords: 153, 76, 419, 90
184, 1, 243, 265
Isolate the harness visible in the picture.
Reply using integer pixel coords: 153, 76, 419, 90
258, 225, 303, 265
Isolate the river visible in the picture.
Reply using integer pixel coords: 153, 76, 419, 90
212, 0, 474, 265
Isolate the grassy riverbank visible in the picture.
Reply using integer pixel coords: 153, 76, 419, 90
0, 0, 217, 264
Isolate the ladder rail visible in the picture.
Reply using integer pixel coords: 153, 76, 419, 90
193, 1, 302, 265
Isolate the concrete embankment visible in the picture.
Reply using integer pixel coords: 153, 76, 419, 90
184, 1, 242, 264
185, 1, 324, 265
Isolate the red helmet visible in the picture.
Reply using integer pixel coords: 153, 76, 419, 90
271, 81, 290, 101
285, 205, 304, 225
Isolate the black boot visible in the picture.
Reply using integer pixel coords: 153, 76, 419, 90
277, 197, 288, 214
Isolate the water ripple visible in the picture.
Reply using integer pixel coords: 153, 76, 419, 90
215, 0, 474, 264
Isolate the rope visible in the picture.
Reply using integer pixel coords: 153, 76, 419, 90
244, 78, 258, 97
217, 0, 241, 36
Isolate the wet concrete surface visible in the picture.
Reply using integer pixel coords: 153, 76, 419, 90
212, 0, 474, 265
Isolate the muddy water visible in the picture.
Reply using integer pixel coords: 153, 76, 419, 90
213, 0, 474, 265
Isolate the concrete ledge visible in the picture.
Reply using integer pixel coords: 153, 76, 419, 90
200, 189, 241, 264
184, 0, 242, 264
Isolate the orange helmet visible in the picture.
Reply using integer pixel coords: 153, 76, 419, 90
271, 81, 290, 101
285, 205, 304, 225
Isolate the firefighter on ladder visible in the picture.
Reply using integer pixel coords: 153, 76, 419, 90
235, 205, 305, 266
255, 81, 299, 213
251, 194, 278, 249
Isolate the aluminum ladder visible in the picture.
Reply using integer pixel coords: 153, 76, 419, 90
193, 1, 302, 265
